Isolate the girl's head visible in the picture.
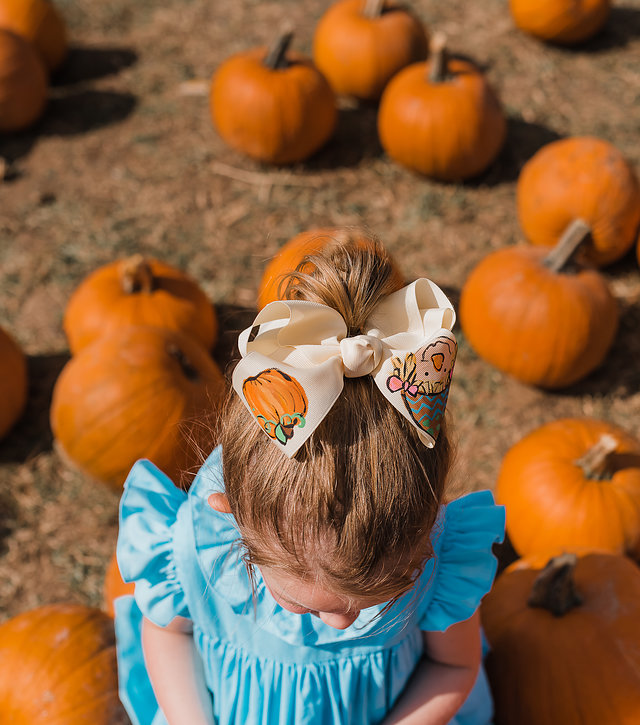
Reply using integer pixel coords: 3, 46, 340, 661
216, 229, 453, 627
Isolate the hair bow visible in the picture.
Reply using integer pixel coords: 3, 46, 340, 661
232, 279, 457, 457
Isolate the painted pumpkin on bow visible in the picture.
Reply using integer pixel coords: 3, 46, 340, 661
242, 368, 308, 445
509, 0, 611, 45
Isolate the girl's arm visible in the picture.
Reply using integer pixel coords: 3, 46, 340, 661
141, 615, 215, 725
382, 610, 482, 725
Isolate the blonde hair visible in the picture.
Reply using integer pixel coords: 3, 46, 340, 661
219, 229, 452, 602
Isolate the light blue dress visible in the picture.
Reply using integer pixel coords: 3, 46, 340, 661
115, 446, 505, 725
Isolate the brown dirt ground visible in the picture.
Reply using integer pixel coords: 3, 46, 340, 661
1, 0, 639, 636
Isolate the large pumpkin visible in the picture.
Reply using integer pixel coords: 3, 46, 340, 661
0, 603, 129, 724
496, 418, 640, 558
0, 0, 68, 72
258, 227, 405, 309
0, 325, 28, 439
509, 0, 611, 45
481, 551, 640, 725
517, 137, 640, 267
378, 34, 506, 181
459, 219, 619, 388
312, 0, 428, 101
103, 550, 135, 618
63, 254, 218, 354
0, 28, 47, 132
50, 325, 226, 489
210, 31, 336, 164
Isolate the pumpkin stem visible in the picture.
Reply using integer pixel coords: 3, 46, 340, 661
167, 344, 200, 382
428, 32, 449, 83
263, 31, 294, 70
528, 553, 583, 617
542, 218, 592, 273
120, 255, 154, 294
363, 0, 385, 18
575, 433, 618, 481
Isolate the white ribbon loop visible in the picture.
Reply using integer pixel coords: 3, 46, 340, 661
232, 279, 457, 457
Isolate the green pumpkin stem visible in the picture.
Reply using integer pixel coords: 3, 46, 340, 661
543, 218, 592, 273
363, 0, 385, 18
428, 32, 449, 84
575, 433, 618, 481
120, 254, 154, 294
528, 553, 583, 617
263, 31, 294, 70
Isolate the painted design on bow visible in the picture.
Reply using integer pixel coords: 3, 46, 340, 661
386, 336, 457, 440
242, 368, 307, 445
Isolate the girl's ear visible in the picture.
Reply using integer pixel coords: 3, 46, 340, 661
207, 493, 232, 514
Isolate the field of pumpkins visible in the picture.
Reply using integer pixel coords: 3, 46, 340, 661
1, 0, 640, 722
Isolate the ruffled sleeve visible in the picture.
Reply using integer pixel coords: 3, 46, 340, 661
418, 490, 505, 632
117, 459, 190, 627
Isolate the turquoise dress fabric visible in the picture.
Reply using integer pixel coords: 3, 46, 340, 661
115, 446, 505, 725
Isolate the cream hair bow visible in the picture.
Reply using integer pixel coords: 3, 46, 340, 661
232, 279, 457, 457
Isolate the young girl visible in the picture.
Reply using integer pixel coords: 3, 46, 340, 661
114, 231, 505, 725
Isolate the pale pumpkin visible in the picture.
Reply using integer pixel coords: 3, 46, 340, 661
0, 325, 28, 439
481, 551, 640, 725
50, 325, 226, 489
459, 219, 619, 388
509, 0, 611, 45
103, 550, 135, 618
63, 254, 218, 354
378, 33, 506, 181
0, 0, 68, 71
210, 31, 337, 164
0, 28, 47, 132
517, 136, 640, 267
313, 0, 428, 101
0, 603, 129, 724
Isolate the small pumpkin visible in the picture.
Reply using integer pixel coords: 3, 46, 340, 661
0, 0, 68, 72
517, 137, 640, 267
63, 254, 218, 354
496, 418, 640, 557
0, 603, 129, 724
104, 550, 135, 618
0, 325, 28, 439
378, 33, 506, 181
312, 0, 428, 101
258, 226, 404, 309
509, 0, 611, 45
210, 31, 337, 164
50, 325, 226, 489
481, 551, 640, 725
0, 28, 47, 132
459, 219, 619, 388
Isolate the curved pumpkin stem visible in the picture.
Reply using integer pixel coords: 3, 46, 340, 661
263, 31, 294, 70
363, 0, 385, 18
167, 343, 200, 382
542, 218, 592, 273
528, 553, 583, 617
575, 433, 618, 481
120, 254, 154, 294
428, 32, 449, 83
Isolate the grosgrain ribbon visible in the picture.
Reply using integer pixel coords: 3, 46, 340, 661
233, 279, 457, 457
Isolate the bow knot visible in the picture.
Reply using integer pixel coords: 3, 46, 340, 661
339, 334, 383, 378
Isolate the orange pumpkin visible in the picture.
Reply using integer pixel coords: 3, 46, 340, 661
459, 219, 619, 388
0, 603, 129, 724
63, 255, 218, 354
104, 550, 135, 618
50, 325, 226, 489
378, 33, 506, 181
0, 28, 47, 132
312, 0, 428, 101
496, 418, 640, 558
258, 227, 405, 309
0, 0, 68, 72
0, 325, 28, 439
481, 551, 640, 725
210, 31, 337, 165
509, 0, 611, 45
517, 137, 640, 267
